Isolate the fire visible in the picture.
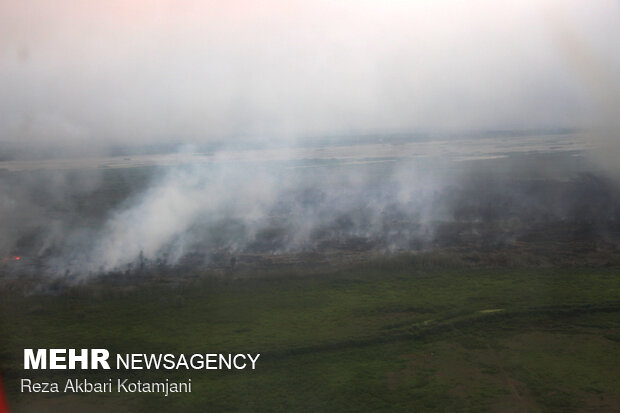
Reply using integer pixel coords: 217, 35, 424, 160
1, 256, 21, 262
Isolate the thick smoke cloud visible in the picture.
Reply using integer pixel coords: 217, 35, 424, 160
37, 156, 447, 275
0, 0, 618, 149
1, 1, 619, 278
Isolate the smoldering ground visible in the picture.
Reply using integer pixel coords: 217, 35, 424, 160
2, 138, 620, 280
2, 148, 447, 276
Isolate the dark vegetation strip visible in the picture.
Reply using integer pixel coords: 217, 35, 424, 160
259, 300, 620, 360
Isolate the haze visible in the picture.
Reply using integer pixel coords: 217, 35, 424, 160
1, 0, 618, 150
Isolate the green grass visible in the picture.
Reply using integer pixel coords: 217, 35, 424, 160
1, 256, 619, 412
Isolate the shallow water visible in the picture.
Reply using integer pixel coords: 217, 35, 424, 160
0, 132, 591, 172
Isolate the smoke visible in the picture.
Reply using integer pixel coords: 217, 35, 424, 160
31, 153, 446, 275
0, 135, 614, 279
543, 0, 620, 178
86, 162, 280, 271
0, 167, 104, 255
1, 0, 617, 148
1, 1, 619, 278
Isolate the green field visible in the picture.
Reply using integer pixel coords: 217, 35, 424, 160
1, 253, 620, 412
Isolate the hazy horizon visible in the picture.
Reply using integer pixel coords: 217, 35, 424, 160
1, 0, 618, 151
